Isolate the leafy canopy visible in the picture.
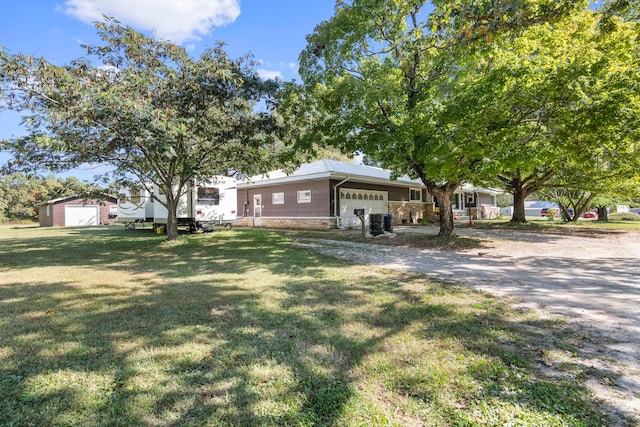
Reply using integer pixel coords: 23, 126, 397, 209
1, 18, 283, 239
294, 0, 586, 235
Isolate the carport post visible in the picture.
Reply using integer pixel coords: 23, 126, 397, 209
354, 208, 366, 238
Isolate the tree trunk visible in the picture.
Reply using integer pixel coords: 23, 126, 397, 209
596, 206, 608, 222
427, 182, 458, 237
500, 169, 555, 224
165, 195, 179, 241
511, 186, 527, 223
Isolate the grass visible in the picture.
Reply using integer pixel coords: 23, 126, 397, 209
609, 212, 640, 221
284, 228, 490, 251
0, 225, 621, 426
470, 216, 640, 232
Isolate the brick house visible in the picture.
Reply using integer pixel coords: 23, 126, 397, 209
236, 160, 500, 229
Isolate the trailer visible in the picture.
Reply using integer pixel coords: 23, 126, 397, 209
117, 186, 154, 230
153, 176, 238, 232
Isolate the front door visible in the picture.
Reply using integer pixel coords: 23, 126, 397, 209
253, 195, 262, 226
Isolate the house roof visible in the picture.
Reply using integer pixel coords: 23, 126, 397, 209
40, 194, 117, 206
239, 159, 502, 195
239, 159, 423, 187
525, 200, 559, 209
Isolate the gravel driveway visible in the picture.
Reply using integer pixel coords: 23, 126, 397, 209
293, 226, 640, 423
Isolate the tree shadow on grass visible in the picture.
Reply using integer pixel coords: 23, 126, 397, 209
0, 227, 633, 425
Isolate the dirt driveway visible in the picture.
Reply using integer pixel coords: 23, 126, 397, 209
293, 226, 640, 423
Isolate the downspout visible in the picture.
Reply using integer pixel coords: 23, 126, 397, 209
333, 175, 351, 228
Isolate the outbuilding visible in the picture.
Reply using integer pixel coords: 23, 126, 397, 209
38, 195, 118, 227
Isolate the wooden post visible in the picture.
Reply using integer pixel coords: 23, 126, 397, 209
354, 208, 366, 238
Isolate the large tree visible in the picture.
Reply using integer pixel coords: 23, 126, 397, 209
539, 143, 640, 221
494, 10, 639, 223
388, 6, 639, 224
296, 0, 584, 236
1, 18, 281, 240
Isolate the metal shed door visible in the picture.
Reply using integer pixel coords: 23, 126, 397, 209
64, 206, 99, 226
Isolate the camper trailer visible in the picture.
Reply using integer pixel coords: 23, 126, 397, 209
117, 185, 154, 229
153, 176, 238, 231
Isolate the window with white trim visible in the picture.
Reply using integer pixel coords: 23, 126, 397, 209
297, 190, 311, 203
272, 192, 284, 204
409, 188, 422, 202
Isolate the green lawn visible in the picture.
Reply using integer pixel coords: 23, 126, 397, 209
469, 216, 640, 232
0, 225, 613, 426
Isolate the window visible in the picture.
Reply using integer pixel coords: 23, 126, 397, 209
297, 190, 311, 203
46, 205, 51, 216
272, 192, 284, 205
198, 187, 220, 205
409, 188, 422, 202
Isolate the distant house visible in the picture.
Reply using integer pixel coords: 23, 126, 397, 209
236, 160, 501, 229
525, 200, 559, 217
38, 195, 118, 227
501, 201, 562, 218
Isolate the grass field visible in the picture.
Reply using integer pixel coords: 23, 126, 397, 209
0, 225, 613, 426
470, 216, 640, 232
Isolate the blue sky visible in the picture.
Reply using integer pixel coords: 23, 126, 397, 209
0, 0, 337, 180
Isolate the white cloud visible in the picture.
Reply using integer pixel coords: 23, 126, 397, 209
64, 0, 240, 44
257, 69, 282, 80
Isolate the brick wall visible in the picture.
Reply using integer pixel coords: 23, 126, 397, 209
235, 217, 336, 229
388, 201, 433, 224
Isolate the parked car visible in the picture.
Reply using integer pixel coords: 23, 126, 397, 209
582, 212, 598, 219
540, 208, 558, 217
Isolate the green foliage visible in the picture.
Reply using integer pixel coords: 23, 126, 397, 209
496, 193, 514, 208
0, 173, 104, 222
464, 9, 640, 223
0, 17, 283, 239
600, 0, 640, 23
293, 0, 588, 236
